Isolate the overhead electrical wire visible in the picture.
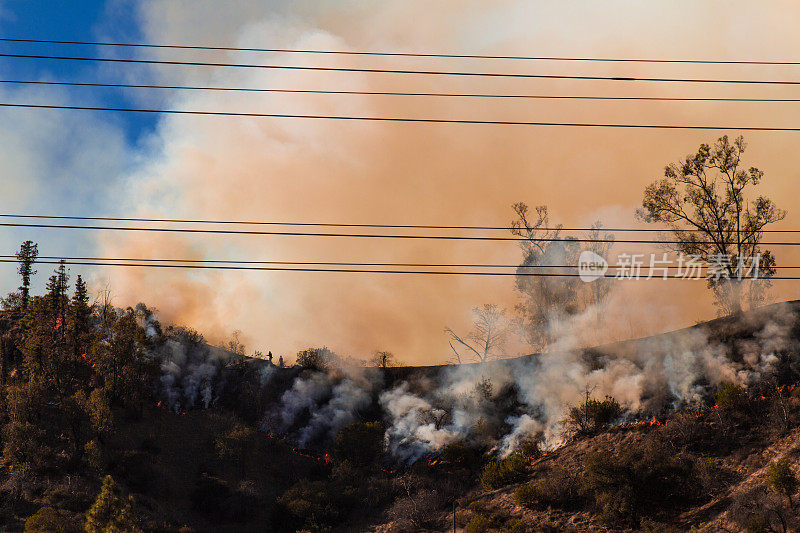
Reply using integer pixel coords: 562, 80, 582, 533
2, 221, 799, 245
2, 214, 800, 233
5, 52, 800, 85
0, 259, 792, 279
4, 79, 800, 103
3, 102, 800, 131
2, 255, 798, 270
0, 40, 796, 277
1, 37, 799, 66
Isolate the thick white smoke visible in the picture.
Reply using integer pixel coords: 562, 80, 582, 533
156, 336, 243, 412
148, 297, 799, 462
260, 356, 383, 448
378, 300, 800, 457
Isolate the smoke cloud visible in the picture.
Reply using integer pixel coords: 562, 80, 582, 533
76, 0, 800, 365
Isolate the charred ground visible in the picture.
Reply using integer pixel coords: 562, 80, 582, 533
1, 300, 800, 531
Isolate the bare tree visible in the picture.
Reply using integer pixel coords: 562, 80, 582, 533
445, 304, 508, 363
370, 350, 397, 369
638, 135, 786, 315
226, 330, 246, 356
510, 203, 614, 349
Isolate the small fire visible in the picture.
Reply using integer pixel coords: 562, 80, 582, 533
265, 434, 332, 465
426, 457, 463, 467
80, 353, 97, 369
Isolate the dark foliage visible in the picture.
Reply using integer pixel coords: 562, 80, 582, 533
584, 438, 701, 525
333, 421, 385, 466
567, 395, 623, 435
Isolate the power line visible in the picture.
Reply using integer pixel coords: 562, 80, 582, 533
1, 258, 792, 278
5, 255, 800, 269
1, 37, 799, 66
2, 221, 799, 245
5, 52, 800, 85
2, 102, 800, 131
5, 79, 800, 103
0, 254, 523, 267
2, 214, 800, 233
0, 258, 567, 276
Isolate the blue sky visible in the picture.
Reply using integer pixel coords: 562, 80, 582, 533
0, 0, 158, 292
0, 0, 156, 143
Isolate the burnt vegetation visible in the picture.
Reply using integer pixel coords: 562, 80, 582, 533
0, 251, 799, 532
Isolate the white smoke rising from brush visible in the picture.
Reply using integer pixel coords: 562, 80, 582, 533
379, 300, 800, 456
148, 299, 799, 461
261, 357, 382, 448
297, 379, 372, 447
267, 371, 331, 434
156, 338, 233, 411
380, 382, 461, 463
498, 414, 543, 459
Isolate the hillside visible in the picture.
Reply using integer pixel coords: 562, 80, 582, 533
362, 302, 800, 532
391, 404, 800, 532
1, 299, 800, 531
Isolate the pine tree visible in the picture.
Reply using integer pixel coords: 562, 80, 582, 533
98, 309, 156, 413
15, 241, 38, 309
46, 260, 69, 322
84, 475, 142, 533
71, 275, 92, 360
43, 261, 70, 385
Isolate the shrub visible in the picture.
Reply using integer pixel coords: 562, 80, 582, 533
695, 456, 730, 493
333, 421, 385, 466
716, 382, 747, 412
438, 440, 485, 471
215, 423, 260, 476
24, 507, 82, 532
659, 411, 727, 455
767, 458, 798, 506
279, 478, 356, 530
584, 438, 700, 525
387, 487, 442, 530
465, 512, 501, 533
295, 347, 334, 371
567, 396, 623, 435
516, 436, 542, 460
166, 325, 205, 347
480, 453, 528, 490
514, 483, 540, 509
514, 467, 581, 509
